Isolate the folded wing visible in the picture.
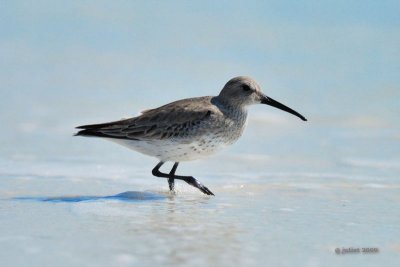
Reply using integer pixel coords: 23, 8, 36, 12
75, 97, 215, 141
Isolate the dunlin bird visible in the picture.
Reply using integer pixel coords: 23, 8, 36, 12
75, 76, 307, 195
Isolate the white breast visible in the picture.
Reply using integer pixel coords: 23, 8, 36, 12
110, 133, 229, 162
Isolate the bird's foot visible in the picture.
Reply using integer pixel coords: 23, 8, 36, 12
183, 177, 215, 196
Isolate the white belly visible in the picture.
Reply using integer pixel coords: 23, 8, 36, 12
110, 136, 229, 162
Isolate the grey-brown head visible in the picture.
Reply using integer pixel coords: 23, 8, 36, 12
217, 76, 307, 121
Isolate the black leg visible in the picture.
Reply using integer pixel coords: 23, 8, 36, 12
151, 161, 214, 196
152, 161, 168, 178
168, 162, 178, 191
152, 161, 176, 192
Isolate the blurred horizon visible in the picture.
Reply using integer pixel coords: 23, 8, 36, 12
1, 1, 399, 118
1, 0, 399, 166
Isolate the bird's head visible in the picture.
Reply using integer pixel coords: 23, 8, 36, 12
218, 76, 307, 121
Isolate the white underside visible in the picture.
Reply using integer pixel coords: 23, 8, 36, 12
109, 137, 230, 162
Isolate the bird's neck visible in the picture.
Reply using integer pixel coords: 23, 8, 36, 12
211, 97, 248, 121
211, 97, 248, 144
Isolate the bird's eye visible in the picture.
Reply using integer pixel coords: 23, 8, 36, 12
242, 84, 251, 92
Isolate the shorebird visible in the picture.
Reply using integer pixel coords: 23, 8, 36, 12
75, 76, 307, 195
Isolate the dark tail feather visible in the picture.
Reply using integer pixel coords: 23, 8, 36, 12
74, 129, 108, 138
74, 126, 138, 140
75, 119, 129, 130
75, 118, 136, 139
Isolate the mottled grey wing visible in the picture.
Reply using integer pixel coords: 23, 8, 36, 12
117, 107, 213, 140
76, 98, 214, 141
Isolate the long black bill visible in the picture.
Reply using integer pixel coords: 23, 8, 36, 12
261, 95, 307, 121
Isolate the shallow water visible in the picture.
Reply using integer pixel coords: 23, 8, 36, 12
1, 114, 399, 267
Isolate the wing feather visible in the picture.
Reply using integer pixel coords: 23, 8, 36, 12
75, 97, 217, 141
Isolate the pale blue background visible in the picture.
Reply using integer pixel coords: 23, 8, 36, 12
0, 1, 399, 267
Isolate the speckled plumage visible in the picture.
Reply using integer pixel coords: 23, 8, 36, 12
76, 76, 307, 195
